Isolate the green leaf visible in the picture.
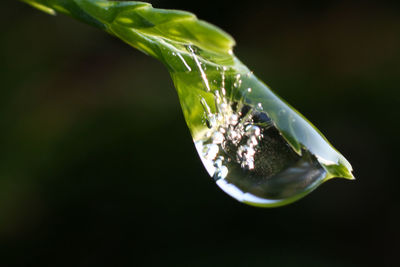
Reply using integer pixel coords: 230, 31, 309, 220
20, 0, 354, 207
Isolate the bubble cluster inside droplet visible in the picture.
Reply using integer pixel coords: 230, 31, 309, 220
196, 77, 269, 180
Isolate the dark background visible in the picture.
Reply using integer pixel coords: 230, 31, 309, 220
1, 0, 399, 266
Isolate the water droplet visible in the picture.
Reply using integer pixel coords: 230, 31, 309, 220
195, 100, 327, 206
170, 44, 353, 207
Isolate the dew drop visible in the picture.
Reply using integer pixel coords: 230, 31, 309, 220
170, 44, 353, 207
195, 99, 327, 206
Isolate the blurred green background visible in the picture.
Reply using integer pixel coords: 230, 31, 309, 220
1, 0, 399, 266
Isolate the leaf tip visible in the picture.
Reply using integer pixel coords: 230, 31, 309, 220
21, 0, 57, 16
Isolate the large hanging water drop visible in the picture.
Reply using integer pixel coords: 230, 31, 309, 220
168, 45, 354, 207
